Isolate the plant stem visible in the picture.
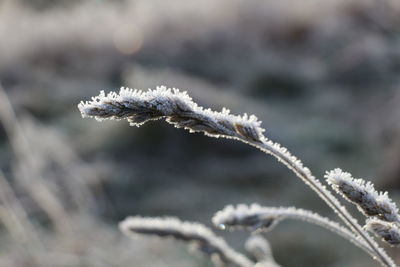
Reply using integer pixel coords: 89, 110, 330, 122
243, 138, 396, 267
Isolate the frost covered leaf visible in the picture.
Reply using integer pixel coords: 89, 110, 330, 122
212, 204, 372, 255
326, 168, 400, 223
212, 204, 281, 232
78, 86, 264, 141
365, 219, 400, 247
119, 216, 253, 267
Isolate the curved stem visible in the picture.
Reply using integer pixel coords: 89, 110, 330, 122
263, 208, 373, 256
213, 204, 374, 256
243, 138, 395, 267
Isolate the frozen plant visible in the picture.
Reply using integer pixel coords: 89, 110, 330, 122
119, 216, 254, 267
326, 168, 400, 223
211, 204, 373, 255
326, 168, 400, 248
365, 219, 400, 247
79, 86, 400, 267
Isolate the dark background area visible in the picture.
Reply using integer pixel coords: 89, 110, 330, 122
0, 0, 400, 266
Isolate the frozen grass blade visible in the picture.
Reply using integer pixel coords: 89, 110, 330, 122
78, 86, 263, 141
119, 216, 254, 267
212, 204, 374, 256
326, 168, 400, 223
365, 219, 400, 247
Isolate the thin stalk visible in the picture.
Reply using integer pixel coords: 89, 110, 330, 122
213, 204, 374, 256
244, 138, 395, 267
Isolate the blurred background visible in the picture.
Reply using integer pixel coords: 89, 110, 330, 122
0, 0, 400, 266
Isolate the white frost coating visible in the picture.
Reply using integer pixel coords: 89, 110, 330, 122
119, 216, 253, 267
212, 204, 282, 232
212, 204, 373, 256
326, 168, 400, 223
245, 235, 281, 267
365, 218, 400, 247
78, 86, 264, 140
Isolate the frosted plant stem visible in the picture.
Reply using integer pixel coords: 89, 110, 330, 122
242, 138, 396, 267
213, 204, 374, 256
120, 216, 254, 267
78, 87, 397, 267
